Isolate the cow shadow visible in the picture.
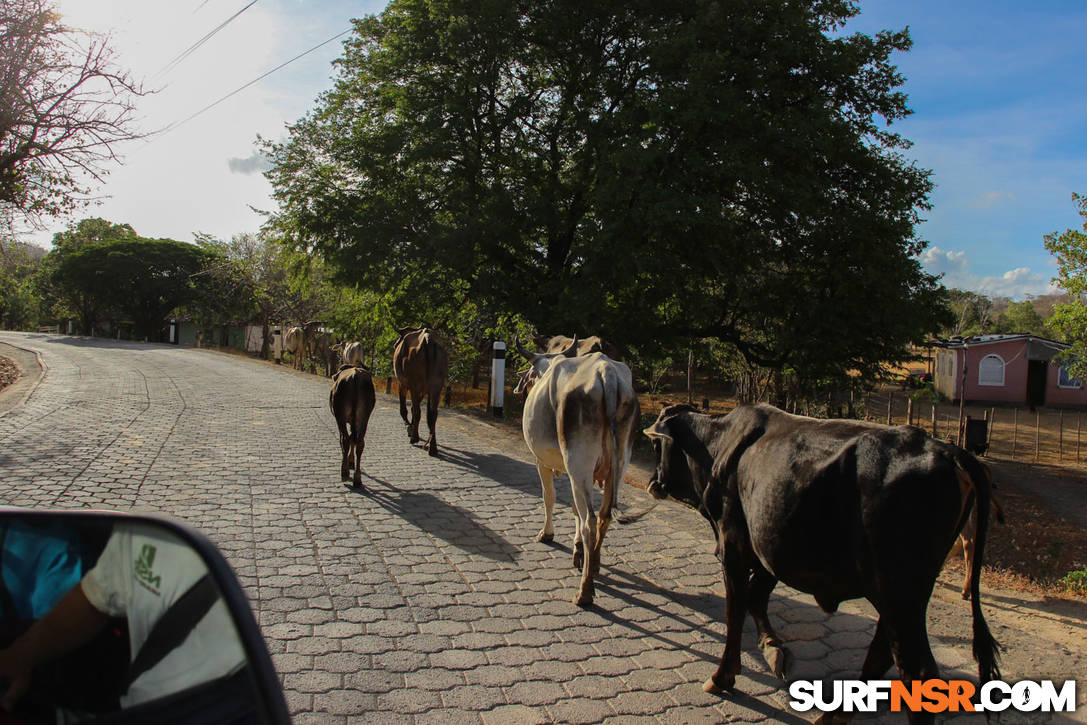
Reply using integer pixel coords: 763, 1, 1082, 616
440, 444, 572, 498
344, 473, 520, 562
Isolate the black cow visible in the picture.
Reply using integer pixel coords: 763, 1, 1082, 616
329, 364, 376, 487
643, 403, 1000, 724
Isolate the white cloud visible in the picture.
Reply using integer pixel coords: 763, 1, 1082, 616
970, 191, 1017, 209
919, 246, 969, 276
920, 247, 1059, 298
227, 153, 274, 175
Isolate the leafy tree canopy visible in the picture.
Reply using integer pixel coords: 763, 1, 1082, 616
46, 231, 220, 340
266, 0, 945, 388
1044, 193, 1087, 377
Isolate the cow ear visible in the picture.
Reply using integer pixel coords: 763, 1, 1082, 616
642, 421, 673, 441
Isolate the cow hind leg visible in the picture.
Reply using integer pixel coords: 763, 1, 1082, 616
336, 416, 352, 482
398, 386, 409, 427
567, 466, 597, 607
748, 568, 789, 679
536, 465, 556, 543
882, 603, 939, 725
409, 392, 422, 444
814, 619, 896, 725
425, 385, 440, 456
960, 533, 974, 600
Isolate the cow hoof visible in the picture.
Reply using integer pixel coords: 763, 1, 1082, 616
427, 444, 438, 457
536, 531, 554, 544
702, 674, 735, 694
340, 472, 351, 482
574, 592, 593, 608
962, 591, 971, 601
762, 643, 791, 680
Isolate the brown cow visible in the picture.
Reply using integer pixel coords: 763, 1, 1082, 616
310, 330, 337, 377
535, 334, 620, 361
393, 327, 449, 456
959, 490, 1005, 599
329, 364, 376, 487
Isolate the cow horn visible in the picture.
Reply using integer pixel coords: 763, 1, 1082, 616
643, 421, 673, 441
513, 335, 534, 361
561, 334, 579, 358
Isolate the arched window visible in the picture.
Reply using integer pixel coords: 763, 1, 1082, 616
978, 354, 1005, 387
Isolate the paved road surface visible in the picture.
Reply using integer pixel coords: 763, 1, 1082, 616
1, 333, 1083, 724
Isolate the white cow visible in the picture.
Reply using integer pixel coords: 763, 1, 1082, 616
284, 326, 306, 370
333, 341, 366, 368
514, 336, 641, 606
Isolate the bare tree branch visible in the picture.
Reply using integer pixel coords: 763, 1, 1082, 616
0, 0, 146, 225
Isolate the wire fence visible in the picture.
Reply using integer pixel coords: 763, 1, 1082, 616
862, 389, 1087, 466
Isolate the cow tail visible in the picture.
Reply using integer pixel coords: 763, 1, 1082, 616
957, 453, 1002, 684
603, 369, 621, 518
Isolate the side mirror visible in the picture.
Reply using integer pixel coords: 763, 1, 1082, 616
0, 508, 290, 724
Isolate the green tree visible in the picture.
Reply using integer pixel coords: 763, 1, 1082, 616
1045, 193, 1087, 378
943, 288, 994, 337
1, 0, 144, 223
266, 0, 944, 389
190, 232, 296, 358
35, 218, 138, 332
993, 299, 1046, 336
50, 236, 219, 340
0, 237, 45, 328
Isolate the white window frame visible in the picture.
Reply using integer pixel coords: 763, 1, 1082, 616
978, 354, 1005, 387
1058, 365, 1083, 390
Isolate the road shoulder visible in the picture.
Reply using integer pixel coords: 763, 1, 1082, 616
0, 341, 44, 417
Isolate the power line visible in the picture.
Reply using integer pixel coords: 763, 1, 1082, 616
164, 28, 352, 133
156, 0, 261, 79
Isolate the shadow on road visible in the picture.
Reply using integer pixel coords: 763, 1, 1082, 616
345, 473, 520, 562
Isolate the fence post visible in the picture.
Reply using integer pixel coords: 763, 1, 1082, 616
987, 408, 995, 451
1059, 409, 1065, 462
931, 404, 937, 437
886, 393, 893, 425
1035, 410, 1041, 463
906, 398, 914, 426
490, 341, 506, 418
686, 349, 693, 405
1012, 408, 1018, 459
865, 391, 871, 421
1078, 413, 1082, 464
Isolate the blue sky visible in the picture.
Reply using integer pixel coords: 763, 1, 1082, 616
30, 1, 1087, 300
843, 1, 1087, 298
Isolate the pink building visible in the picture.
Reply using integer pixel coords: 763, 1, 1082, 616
931, 334, 1087, 408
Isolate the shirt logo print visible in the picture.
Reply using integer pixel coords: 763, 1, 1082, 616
135, 544, 162, 595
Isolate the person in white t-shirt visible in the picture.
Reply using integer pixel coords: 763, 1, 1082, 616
0, 522, 248, 713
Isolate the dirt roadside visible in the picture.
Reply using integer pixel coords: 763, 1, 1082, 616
0, 341, 43, 417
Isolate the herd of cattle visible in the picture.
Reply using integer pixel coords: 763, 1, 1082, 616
307, 326, 1002, 723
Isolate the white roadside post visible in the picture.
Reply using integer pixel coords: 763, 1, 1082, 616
491, 341, 506, 417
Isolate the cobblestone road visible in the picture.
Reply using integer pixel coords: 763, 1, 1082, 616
1, 333, 1082, 724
